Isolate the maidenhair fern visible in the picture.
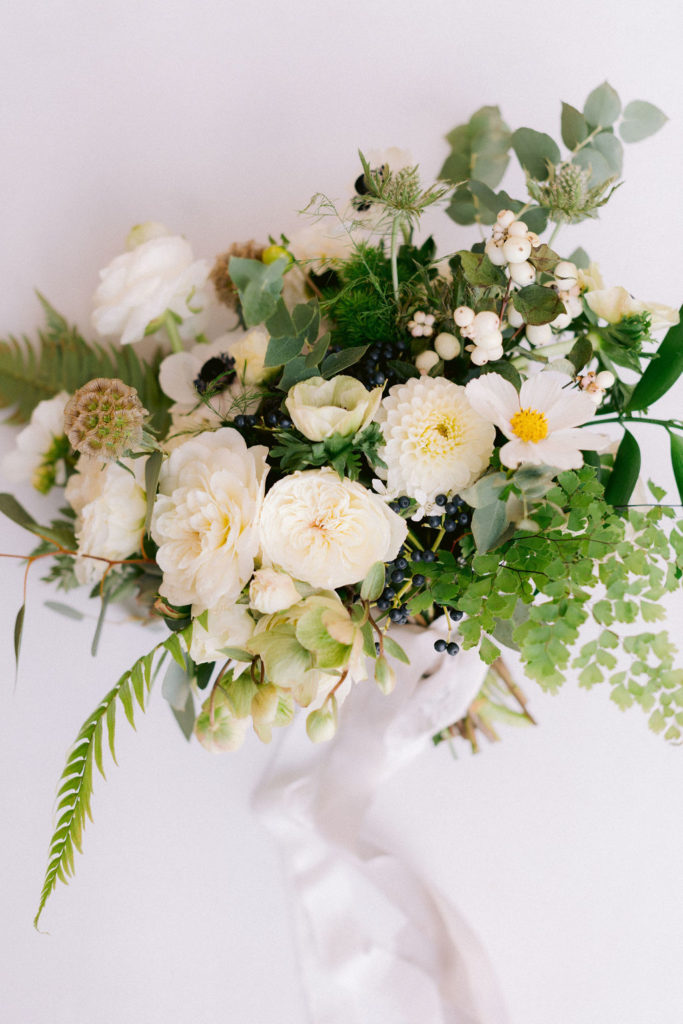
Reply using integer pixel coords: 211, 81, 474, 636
34, 627, 192, 928
0, 295, 171, 433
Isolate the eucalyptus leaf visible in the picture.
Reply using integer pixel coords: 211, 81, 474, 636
561, 102, 588, 149
471, 499, 508, 552
265, 334, 304, 367
568, 246, 590, 270
228, 256, 287, 327
161, 659, 192, 711
277, 356, 319, 391
304, 331, 331, 368
626, 308, 683, 410
619, 100, 668, 143
170, 689, 195, 742
44, 600, 85, 621
583, 82, 621, 127
604, 429, 641, 506
321, 345, 369, 379
572, 146, 613, 187
520, 206, 549, 234
511, 127, 560, 181
592, 131, 623, 177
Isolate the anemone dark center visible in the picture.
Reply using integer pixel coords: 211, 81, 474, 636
194, 354, 236, 396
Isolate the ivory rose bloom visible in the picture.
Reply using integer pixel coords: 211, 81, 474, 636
151, 428, 269, 610
249, 568, 301, 614
259, 468, 407, 590
92, 233, 211, 345
285, 375, 383, 442
65, 456, 146, 585
189, 600, 256, 665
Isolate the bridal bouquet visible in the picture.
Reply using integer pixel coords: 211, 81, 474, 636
2, 83, 682, 926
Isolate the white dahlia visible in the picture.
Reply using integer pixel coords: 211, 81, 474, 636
65, 456, 147, 585
259, 469, 407, 590
151, 428, 269, 610
375, 376, 495, 507
465, 370, 610, 470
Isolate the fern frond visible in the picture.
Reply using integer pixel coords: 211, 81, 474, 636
1, 296, 171, 432
34, 627, 191, 928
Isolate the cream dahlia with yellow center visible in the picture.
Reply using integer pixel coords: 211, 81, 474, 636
259, 469, 407, 590
151, 427, 268, 610
374, 376, 495, 506
465, 370, 610, 470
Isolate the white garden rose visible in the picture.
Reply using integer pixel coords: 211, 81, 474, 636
249, 568, 301, 614
1, 391, 70, 493
65, 456, 146, 585
285, 375, 383, 442
151, 428, 268, 610
189, 600, 256, 665
259, 469, 407, 590
92, 233, 211, 345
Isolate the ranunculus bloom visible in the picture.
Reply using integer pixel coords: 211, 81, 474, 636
465, 371, 610, 470
285, 375, 382, 442
1, 391, 70, 493
259, 469, 407, 590
92, 234, 211, 345
151, 428, 268, 610
375, 376, 495, 507
65, 456, 147, 584
249, 568, 301, 614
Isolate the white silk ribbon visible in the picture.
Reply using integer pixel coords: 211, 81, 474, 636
254, 623, 510, 1024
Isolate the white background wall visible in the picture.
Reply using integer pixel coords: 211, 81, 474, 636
1, 2, 682, 1022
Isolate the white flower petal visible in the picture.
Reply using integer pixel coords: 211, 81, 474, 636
464, 373, 520, 435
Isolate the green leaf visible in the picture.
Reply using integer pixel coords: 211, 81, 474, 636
527, 243, 559, 274
457, 251, 506, 288
572, 145, 614, 187
584, 82, 621, 127
619, 100, 668, 143
383, 634, 410, 664
265, 334, 304, 367
511, 127, 560, 181
669, 431, 683, 504
320, 345, 369, 379
44, 600, 85, 621
604, 429, 641, 507
13, 603, 25, 677
592, 131, 623, 177
513, 284, 565, 326
277, 356, 318, 391
566, 337, 593, 372
304, 331, 331, 368
440, 106, 511, 190
561, 102, 588, 149
568, 247, 590, 270
479, 635, 501, 666
90, 591, 110, 657
219, 646, 253, 663
626, 308, 683, 410
144, 450, 163, 536
228, 256, 287, 327
471, 499, 508, 553
361, 562, 385, 602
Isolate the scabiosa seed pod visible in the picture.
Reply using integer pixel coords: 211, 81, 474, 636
64, 377, 147, 459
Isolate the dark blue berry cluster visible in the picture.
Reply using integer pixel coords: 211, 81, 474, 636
357, 339, 410, 389
433, 638, 460, 656
424, 493, 470, 532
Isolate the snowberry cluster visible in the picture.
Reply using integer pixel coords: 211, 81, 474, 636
484, 210, 539, 286
506, 259, 583, 347
578, 369, 615, 405
408, 310, 435, 337
454, 306, 503, 366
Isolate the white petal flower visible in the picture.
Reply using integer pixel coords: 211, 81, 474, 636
586, 286, 679, 332
374, 376, 495, 506
259, 469, 407, 590
285, 375, 382, 442
189, 600, 256, 665
151, 428, 268, 611
159, 328, 272, 422
288, 221, 356, 274
249, 568, 301, 614
1, 392, 71, 493
65, 456, 146, 584
465, 371, 610, 470
92, 233, 211, 345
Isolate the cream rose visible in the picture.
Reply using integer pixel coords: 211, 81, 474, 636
249, 568, 301, 614
151, 428, 268, 610
65, 456, 146, 585
259, 469, 407, 590
285, 375, 383, 442
189, 601, 256, 665
92, 233, 211, 345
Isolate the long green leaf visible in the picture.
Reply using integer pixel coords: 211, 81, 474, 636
144, 450, 163, 536
604, 429, 641, 506
669, 431, 683, 504
626, 308, 683, 411
34, 627, 192, 928
13, 603, 25, 679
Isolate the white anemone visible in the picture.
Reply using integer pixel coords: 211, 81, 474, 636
465, 371, 610, 470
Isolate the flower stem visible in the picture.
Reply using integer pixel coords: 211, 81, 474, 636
390, 216, 401, 304
163, 311, 184, 353
590, 416, 683, 429
548, 222, 562, 247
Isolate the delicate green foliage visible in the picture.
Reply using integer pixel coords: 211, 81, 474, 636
357, 152, 449, 222
566, 337, 593, 372
626, 307, 683, 410
514, 284, 565, 326
0, 297, 170, 430
561, 103, 588, 150
619, 100, 668, 143
440, 106, 511, 190
527, 161, 619, 223
320, 345, 369, 378
669, 432, 683, 504
228, 256, 287, 327
265, 299, 320, 367
34, 627, 192, 928
271, 422, 385, 480
511, 127, 561, 181
583, 82, 622, 128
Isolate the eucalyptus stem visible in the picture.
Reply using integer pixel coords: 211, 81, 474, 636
163, 310, 184, 353
548, 221, 562, 247
390, 215, 401, 303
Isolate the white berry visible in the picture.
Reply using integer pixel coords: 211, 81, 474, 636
496, 209, 516, 229
502, 236, 532, 264
453, 305, 474, 327
476, 329, 504, 351
551, 311, 572, 330
506, 304, 524, 328
509, 261, 536, 286
473, 310, 500, 334
507, 220, 529, 238
470, 348, 490, 366
434, 332, 461, 360
554, 261, 578, 289
415, 349, 440, 374
525, 323, 553, 346
595, 370, 615, 389
485, 239, 507, 266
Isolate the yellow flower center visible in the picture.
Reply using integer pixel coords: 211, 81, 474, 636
510, 408, 549, 443
419, 414, 464, 454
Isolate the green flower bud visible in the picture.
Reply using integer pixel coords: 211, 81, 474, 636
306, 696, 338, 743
